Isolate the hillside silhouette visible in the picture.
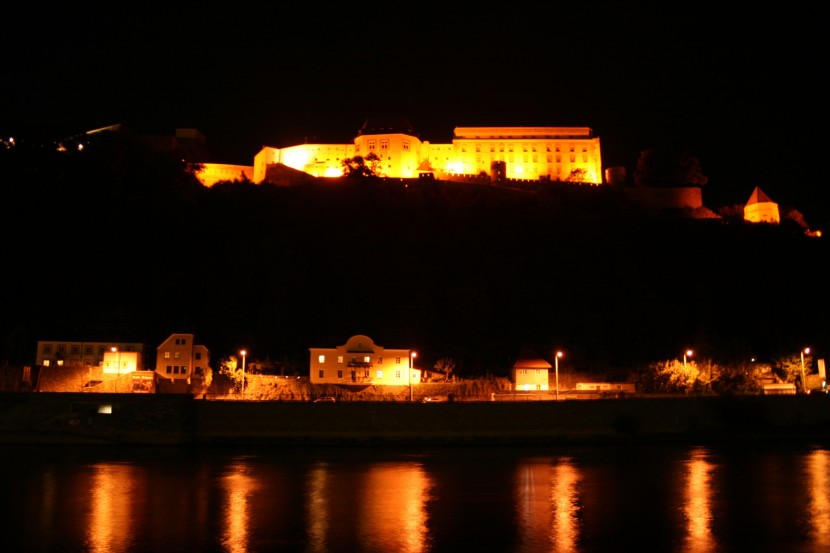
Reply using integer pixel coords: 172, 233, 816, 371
2, 134, 829, 377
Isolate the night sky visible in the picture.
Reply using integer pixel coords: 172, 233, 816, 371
3, 5, 826, 221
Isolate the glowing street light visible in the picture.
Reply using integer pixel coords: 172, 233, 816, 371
801, 347, 810, 393
683, 349, 693, 370
112, 346, 120, 391
240, 349, 247, 399
409, 351, 417, 402
555, 351, 563, 401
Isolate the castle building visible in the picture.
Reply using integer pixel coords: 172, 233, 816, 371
252, 117, 603, 184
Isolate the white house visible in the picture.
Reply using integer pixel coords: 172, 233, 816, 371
309, 335, 420, 387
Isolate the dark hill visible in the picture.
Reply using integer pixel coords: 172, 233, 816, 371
2, 141, 828, 376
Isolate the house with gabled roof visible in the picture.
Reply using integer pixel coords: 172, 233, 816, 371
744, 186, 780, 224
512, 348, 552, 391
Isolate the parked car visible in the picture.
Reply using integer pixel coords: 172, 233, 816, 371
421, 396, 445, 403
313, 396, 336, 403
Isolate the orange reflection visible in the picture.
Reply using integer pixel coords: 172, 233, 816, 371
306, 463, 331, 553
682, 447, 715, 553
807, 449, 830, 547
516, 457, 581, 552
360, 464, 431, 553
86, 464, 138, 553
305, 461, 431, 553
221, 460, 259, 553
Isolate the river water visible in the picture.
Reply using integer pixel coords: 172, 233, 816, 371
2, 440, 829, 552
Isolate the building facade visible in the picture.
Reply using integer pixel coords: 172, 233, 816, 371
309, 334, 420, 387
36, 340, 145, 370
512, 349, 552, 391
252, 118, 603, 184
155, 333, 210, 385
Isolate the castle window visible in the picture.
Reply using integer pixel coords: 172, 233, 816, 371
556, 155, 561, 163
337, 369, 343, 378
380, 139, 388, 149
84, 346, 92, 354
402, 140, 409, 150
364, 356, 371, 363
368, 140, 376, 150
174, 352, 180, 359
583, 155, 588, 162
396, 369, 401, 379
71, 345, 79, 354
166, 366, 172, 374
44, 345, 52, 354
570, 155, 576, 163
376, 370, 383, 379
318, 355, 325, 363
337, 355, 343, 364
318, 369, 324, 378
165, 352, 170, 359
378, 357, 383, 364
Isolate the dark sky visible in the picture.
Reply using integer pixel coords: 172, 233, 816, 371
4, 5, 826, 223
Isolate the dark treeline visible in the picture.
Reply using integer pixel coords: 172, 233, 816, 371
2, 132, 829, 378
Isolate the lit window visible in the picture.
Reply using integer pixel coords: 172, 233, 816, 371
318, 355, 325, 363
396, 357, 401, 364
57, 360, 64, 366
376, 370, 383, 379
363, 356, 370, 363
43, 360, 50, 367
337, 355, 343, 364
396, 369, 401, 379
164, 352, 171, 359
174, 352, 180, 359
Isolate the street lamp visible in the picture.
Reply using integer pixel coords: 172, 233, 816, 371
112, 347, 120, 391
683, 349, 693, 370
409, 351, 417, 402
801, 347, 810, 393
555, 351, 563, 401
240, 349, 247, 399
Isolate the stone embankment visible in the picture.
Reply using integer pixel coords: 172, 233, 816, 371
1, 392, 829, 446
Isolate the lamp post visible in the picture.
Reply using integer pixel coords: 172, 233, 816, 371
409, 351, 417, 402
801, 347, 810, 393
240, 349, 247, 400
112, 347, 119, 391
683, 349, 693, 370
555, 351, 563, 401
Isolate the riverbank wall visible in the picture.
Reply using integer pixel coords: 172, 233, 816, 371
1, 392, 829, 446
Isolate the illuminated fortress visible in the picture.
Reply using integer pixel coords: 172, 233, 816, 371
250, 117, 603, 184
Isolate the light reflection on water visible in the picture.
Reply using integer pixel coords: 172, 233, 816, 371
3, 443, 830, 553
